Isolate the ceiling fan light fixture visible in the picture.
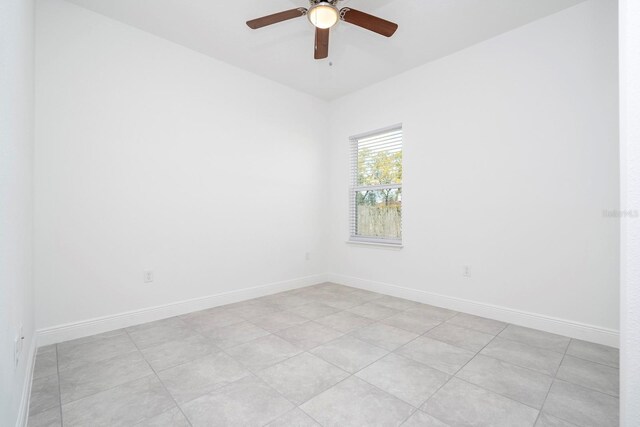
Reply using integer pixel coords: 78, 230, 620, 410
246, 3, 398, 60
308, 2, 339, 29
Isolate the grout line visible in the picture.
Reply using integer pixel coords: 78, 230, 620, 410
55, 371, 153, 409
56, 347, 140, 376
218, 337, 302, 374
433, 323, 589, 415
472, 352, 556, 381
295, 373, 356, 425
454, 330, 570, 425
493, 334, 568, 356
397, 407, 419, 426
124, 328, 194, 427
192, 328, 327, 415
48, 284, 617, 426
139, 344, 222, 374
183, 348, 302, 426
561, 352, 621, 370
354, 373, 421, 410
534, 339, 570, 426
418, 328, 503, 417
445, 313, 509, 336
472, 336, 565, 376
453, 376, 543, 412
554, 338, 571, 377
295, 329, 444, 426
237, 302, 408, 424
172, 369, 253, 408
259, 407, 317, 427
55, 344, 64, 426
242, 373, 302, 426
36, 288, 394, 424
299, 319, 450, 418
540, 378, 618, 426
296, 403, 326, 426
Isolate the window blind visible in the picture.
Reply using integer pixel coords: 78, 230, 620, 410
349, 126, 403, 244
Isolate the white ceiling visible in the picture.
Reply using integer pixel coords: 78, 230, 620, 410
65, 0, 584, 100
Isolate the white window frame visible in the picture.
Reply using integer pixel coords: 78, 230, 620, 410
349, 124, 403, 246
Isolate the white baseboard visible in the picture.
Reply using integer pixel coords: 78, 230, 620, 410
34, 271, 619, 348
15, 338, 36, 427
36, 274, 327, 347
328, 273, 620, 348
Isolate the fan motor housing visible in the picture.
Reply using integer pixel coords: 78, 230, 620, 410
309, 0, 339, 5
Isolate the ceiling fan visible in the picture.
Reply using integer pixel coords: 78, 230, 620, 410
246, 0, 398, 60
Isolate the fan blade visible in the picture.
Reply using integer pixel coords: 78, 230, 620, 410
340, 8, 398, 37
246, 8, 307, 29
314, 27, 329, 59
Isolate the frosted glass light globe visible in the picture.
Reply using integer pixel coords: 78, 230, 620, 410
308, 3, 339, 29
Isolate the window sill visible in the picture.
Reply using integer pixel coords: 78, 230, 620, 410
346, 240, 404, 250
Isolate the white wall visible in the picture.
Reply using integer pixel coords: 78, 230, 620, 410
34, 0, 619, 348
620, 0, 640, 423
0, 0, 36, 425
35, 0, 328, 338
327, 0, 619, 345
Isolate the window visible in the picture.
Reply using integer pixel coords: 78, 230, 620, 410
349, 125, 402, 245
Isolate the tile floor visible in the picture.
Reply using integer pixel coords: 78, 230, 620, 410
27, 283, 620, 427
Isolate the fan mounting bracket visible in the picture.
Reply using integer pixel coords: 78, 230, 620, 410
309, 0, 340, 6
339, 7, 350, 21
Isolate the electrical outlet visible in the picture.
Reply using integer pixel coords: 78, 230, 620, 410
463, 265, 470, 278
14, 325, 24, 368
144, 270, 154, 283
305, 252, 311, 261
14, 336, 19, 367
